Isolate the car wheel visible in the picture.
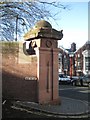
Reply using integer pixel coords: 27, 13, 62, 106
72, 81, 76, 86
88, 83, 90, 87
80, 80, 83, 86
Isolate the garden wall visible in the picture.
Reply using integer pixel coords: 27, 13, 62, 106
2, 42, 38, 102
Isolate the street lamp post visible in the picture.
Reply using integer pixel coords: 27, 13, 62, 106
15, 15, 18, 41
15, 15, 26, 41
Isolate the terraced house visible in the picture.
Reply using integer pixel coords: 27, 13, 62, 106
75, 41, 90, 76
58, 41, 90, 77
58, 46, 69, 75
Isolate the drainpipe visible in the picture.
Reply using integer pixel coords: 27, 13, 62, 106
51, 49, 53, 100
70, 56, 72, 79
69, 53, 74, 79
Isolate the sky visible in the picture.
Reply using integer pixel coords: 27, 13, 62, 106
16, 0, 88, 50
49, 1, 88, 50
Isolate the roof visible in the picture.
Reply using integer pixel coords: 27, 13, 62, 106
75, 40, 90, 53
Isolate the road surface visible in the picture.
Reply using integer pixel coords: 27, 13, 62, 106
59, 85, 90, 103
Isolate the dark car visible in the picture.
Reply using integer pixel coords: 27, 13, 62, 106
82, 75, 90, 87
67, 76, 83, 86
67, 76, 80, 86
70, 75, 90, 87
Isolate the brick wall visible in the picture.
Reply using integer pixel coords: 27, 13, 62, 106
2, 42, 38, 102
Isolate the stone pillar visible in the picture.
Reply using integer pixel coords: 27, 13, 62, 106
24, 20, 63, 104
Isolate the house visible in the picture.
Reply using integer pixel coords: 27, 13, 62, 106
58, 41, 90, 77
75, 41, 90, 76
58, 42, 76, 76
58, 46, 69, 75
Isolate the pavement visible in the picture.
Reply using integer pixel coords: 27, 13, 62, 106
12, 96, 90, 118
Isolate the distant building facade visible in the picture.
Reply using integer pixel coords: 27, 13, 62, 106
75, 41, 90, 76
58, 41, 90, 76
58, 47, 69, 75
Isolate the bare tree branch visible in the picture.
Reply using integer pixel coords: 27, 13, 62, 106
0, 1, 68, 41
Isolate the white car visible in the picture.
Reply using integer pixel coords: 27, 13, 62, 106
59, 74, 71, 84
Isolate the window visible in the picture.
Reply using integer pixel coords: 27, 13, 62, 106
85, 57, 90, 70
58, 53, 62, 69
77, 58, 81, 62
78, 54, 80, 57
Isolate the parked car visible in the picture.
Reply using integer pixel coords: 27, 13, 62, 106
69, 75, 90, 87
71, 76, 80, 86
59, 74, 71, 84
81, 75, 90, 87
67, 76, 82, 86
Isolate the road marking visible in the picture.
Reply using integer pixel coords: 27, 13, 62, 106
60, 96, 89, 107
59, 88, 74, 90
59, 87, 89, 91
79, 90, 90, 93
59, 87, 90, 94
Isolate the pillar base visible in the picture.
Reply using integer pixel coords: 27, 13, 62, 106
39, 97, 61, 105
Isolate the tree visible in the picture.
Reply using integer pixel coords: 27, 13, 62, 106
0, 0, 68, 41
